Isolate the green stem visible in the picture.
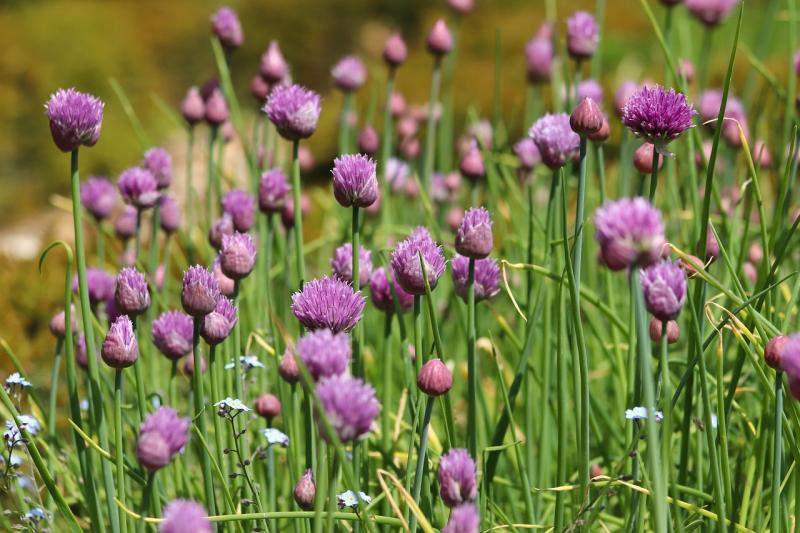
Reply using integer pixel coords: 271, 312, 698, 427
186, 128, 195, 263
772, 371, 783, 533
192, 317, 217, 515
352, 205, 364, 491
649, 150, 660, 203
380, 313, 393, 461
147, 202, 161, 278
136, 472, 155, 533
327, 451, 339, 533
134, 208, 143, 264
413, 296, 423, 377
291, 140, 306, 289
380, 69, 396, 235
467, 257, 478, 458
409, 396, 434, 533
47, 339, 63, 438
114, 369, 129, 533
207, 125, 219, 232
339, 92, 353, 155
208, 345, 227, 488
574, 137, 588, 290
422, 58, 442, 192
660, 320, 679, 529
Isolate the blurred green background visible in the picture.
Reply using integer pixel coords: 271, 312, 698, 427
0, 0, 789, 368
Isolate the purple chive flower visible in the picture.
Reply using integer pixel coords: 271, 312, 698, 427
622, 85, 695, 154
294, 469, 316, 510
417, 358, 453, 396
697, 89, 748, 147
136, 407, 190, 471
220, 232, 257, 280
159, 195, 181, 234
45, 88, 104, 152
451, 255, 500, 302
221, 189, 256, 232
181, 266, 220, 317
640, 259, 687, 321
259, 169, 291, 213
594, 197, 666, 271
143, 147, 173, 190
115, 206, 138, 241
571, 97, 604, 136
264, 84, 322, 141
459, 144, 485, 181
211, 6, 243, 50
391, 228, 447, 296
73, 267, 116, 305
427, 19, 454, 56
101, 315, 138, 369
369, 267, 414, 313
279, 348, 301, 384
205, 88, 229, 126
331, 243, 373, 288
118, 167, 159, 209
251, 75, 270, 103
209, 214, 234, 250
297, 329, 351, 381
80, 177, 116, 220
291, 276, 365, 333
152, 311, 194, 360
779, 335, 800, 379
386, 157, 411, 192
331, 154, 378, 208
764, 335, 789, 370
357, 125, 380, 156
315, 375, 380, 442
181, 87, 206, 125
200, 297, 237, 345
578, 79, 604, 104
443, 504, 480, 533
514, 138, 541, 171
438, 448, 478, 507
212, 256, 235, 296
529, 113, 581, 169
49, 306, 77, 339
566, 11, 599, 60
332, 56, 367, 92
525, 27, 554, 83
254, 393, 282, 420
456, 207, 493, 259
160, 500, 211, 533
115, 267, 150, 316
260, 40, 290, 83
685, 0, 738, 26
383, 32, 408, 68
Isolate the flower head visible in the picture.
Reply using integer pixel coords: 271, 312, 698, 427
640, 259, 687, 321
438, 448, 478, 507
181, 266, 220, 316
578, 79, 604, 103
529, 113, 581, 169
525, 31, 553, 83
45, 88, 104, 152
255, 394, 282, 420
685, 0, 738, 26
220, 232, 257, 280
459, 144, 485, 181
697, 89, 748, 147
279, 348, 301, 384
316, 375, 379, 443
208, 214, 234, 250
625, 406, 664, 422
427, 19, 453, 56
49, 306, 77, 339
386, 157, 411, 192
259, 169, 290, 213
622, 85, 695, 153
297, 329, 351, 381
417, 359, 453, 396
205, 88, 229, 126
514, 138, 541, 170
137, 407, 190, 471
265, 84, 321, 141
181, 87, 206, 125
159, 195, 181, 233
291, 276, 365, 333
337, 490, 372, 509
160, 500, 211, 533
152, 311, 193, 360
101, 315, 138, 368
214, 397, 250, 415
456, 207, 493, 259
222, 189, 256, 232
331, 243, 373, 288
764, 335, 789, 370
443, 504, 480, 533
451, 255, 500, 302
383, 32, 408, 67
211, 6, 243, 50
332, 154, 378, 208
143, 147, 173, 190
119, 167, 159, 208
115, 206, 138, 241
294, 470, 316, 510
369, 267, 415, 313
5, 372, 32, 391
332, 56, 367, 92
80, 177, 116, 220
261, 428, 289, 447
200, 297, 237, 345
566, 11, 599, 59
390, 227, 447, 295
571, 97, 604, 136
615, 80, 640, 117
594, 198, 665, 271
115, 267, 150, 316
260, 40, 289, 83
73, 267, 116, 305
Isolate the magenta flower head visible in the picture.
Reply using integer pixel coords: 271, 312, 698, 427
685, 0, 738, 26
294, 470, 316, 510
160, 500, 211, 533
291, 276, 365, 333
205, 88, 229, 126
622, 85, 695, 154
254, 393, 281, 420
456, 207, 493, 259
259, 169, 291, 213
49, 306, 77, 339
427, 19, 453, 56
115, 267, 150, 316
137, 407, 189, 471
115, 206, 138, 241
438, 448, 478, 507
640, 259, 687, 321
74, 267, 116, 306
357, 125, 380, 156
443, 504, 480, 533
119, 167, 159, 209
383, 32, 408, 68
566, 11, 599, 60
459, 145, 485, 181
332, 56, 367, 92
260, 40, 289, 83
578, 80, 604, 104
779, 335, 800, 378
211, 6, 243, 50
331, 243, 373, 288
514, 138, 541, 171
417, 358, 453, 396
152, 311, 193, 360
181, 266, 220, 317
220, 232, 257, 280
181, 87, 205, 125
525, 33, 553, 84
315, 375, 380, 442
594, 197, 666, 271
209, 214, 234, 250
279, 348, 301, 384
297, 329, 351, 381
764, 335, 789, 370
391, 227, 447, 295
332, 154, 378, 208
101, 315, 138, 368
159, 195, 181, 234
265, 84, 321, 141
222, 189, 256, 232
452, 255, 500, 302
200, 297, 237, 345
251, 75, 270, 104
369, 267, 414, 313
143, 147, 173, 190
80, 176, 116, 220
45, 88, 104, 152
529, 113, 581, 169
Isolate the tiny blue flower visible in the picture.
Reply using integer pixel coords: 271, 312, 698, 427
23, 507, 47, 523
225, 355, 265, 372
337, 490, 372, 509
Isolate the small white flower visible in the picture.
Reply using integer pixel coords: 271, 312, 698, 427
214, 397, 250, 412
225, 355, 266, 372
5, 372, 32, 389
261, 428, 289, 447
23, 508, 46, 523
625, 406, 663, 422
80, 399, 90, 411
4, 415, 40, 440
337, 490, 372, 509
0, 454, 23, 467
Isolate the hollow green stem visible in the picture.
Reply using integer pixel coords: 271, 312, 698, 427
380, 69, 396, 235
207, 125, 219, 231
192, 317, 217, 515
649, 150, 660, 203
772, 371, 783, 533
467, 257, 477, 458
422, 57, 442, 192
409, 396, 434, 533
291, 140, 305, 289
186, 127, 196, 263
114, 369, 129, 533
339, 92, 353, 155
136, 472, 155, 533
47, 339, 63, 439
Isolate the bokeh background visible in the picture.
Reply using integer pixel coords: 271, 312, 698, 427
0, 0, 786, 374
